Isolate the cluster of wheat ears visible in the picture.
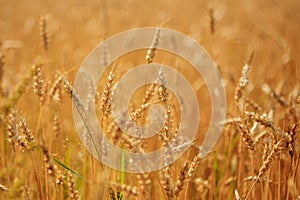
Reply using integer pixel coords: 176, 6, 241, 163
1, 1, 300, 200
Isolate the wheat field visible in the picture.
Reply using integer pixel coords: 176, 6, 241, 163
0, 0, 300, 199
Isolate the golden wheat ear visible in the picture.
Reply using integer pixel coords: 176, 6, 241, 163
67, 172, 79, 200
33, 64, 46, 105
39, 16, 50, 51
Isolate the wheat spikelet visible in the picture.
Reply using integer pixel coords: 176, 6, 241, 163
258, 140, 282, 177
194, 177, 211, 192
109, 187, 117, 200
161, 104, 175, 142
136, 173, 151, 197
173, 161, 190, 197
53, 114, 60, 138
209, 8, 215, 35
107, 121, 122, 143
23, 186, 30, 200
63, 78, 84, 108
33, 64, 45, 104
39, 16, 50, 51
18, 115, 35, 150
41, 145, 57, 178
142, 83, 157, 104
160, 167, 174, 199
262, 143, 270, 161
245, 111, 274, 130
235, 51, 253, 105
55, 171, 64, 185
245, 140, 283, 199
100, 71, 114, 115
67, 172, 79, 200
111, 183, 138, 198
235, 63, 250, 103
106, 121, 135, 149
7, 109, 35, 152
236, 123, 254, 150
49, 74, 64, 103
130, 103, 150, 122
186, 154, 202, 183
287, 123, 298, 156
145, 27, 160, 64
7, 109, 18, 149
158, 68, 169, 102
